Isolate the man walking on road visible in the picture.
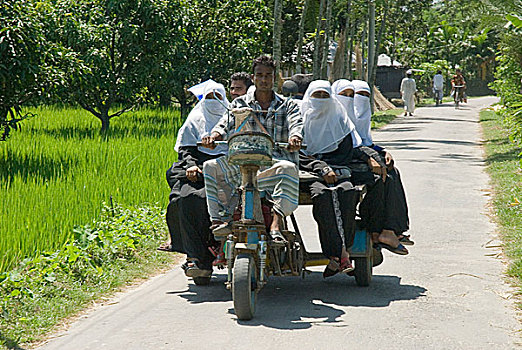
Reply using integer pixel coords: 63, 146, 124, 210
433, 70, 444, 104
400, 69, 417, 116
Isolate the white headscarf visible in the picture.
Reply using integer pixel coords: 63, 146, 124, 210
332, 79, 356, 125
301, 80, 361, 155
174, 81, 229, 155
352, 80, 373, 146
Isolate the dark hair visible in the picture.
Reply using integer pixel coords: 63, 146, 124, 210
230, 72, 253, 89
252, 55, 276, 72
290, 74, 312, 94
437, 70, 442, 74
456, 68, 461, 73
282, 80, 298, 96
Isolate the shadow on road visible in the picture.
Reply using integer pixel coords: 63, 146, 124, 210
169, 272, 426, 330
379, 127, 422, 133
416, 116, 477, 123
380, 138, 481, 147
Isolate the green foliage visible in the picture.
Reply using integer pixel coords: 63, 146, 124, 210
490, 13, 522, 151
380, 0, 497, 83
0, 0, 70, 140
0, 203, 173, 347
506, 14, 522, 28
160, 0, 271, 117
0, 105, 181, 272
417, 59, 451, 93
480, 110, 522, 298
46, 0, 174, 131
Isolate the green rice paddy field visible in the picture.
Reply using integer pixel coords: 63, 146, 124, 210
0, 106, 182, 272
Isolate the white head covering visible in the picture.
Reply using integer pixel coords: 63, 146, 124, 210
187, 79, 217, 100
174, 82, 229, 155
301, 80, 361, 155
332, 79, 356, 125
352, 80, 373, 146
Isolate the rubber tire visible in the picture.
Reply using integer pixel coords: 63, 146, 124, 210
193, 276, 211, 286
372, 247, 384, 267
232, 254, 256, 320
354, 256, 372, 287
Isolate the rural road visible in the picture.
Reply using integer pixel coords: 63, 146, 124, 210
38, 96, 520, 349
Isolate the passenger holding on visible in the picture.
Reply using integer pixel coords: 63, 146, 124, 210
288, 74, 312, 106
299, 80, 365, 277
201, 55, 303, 264
229, 72, 253, 100
281, 80, 299, 98
400, 70, 417, 116
335, 79, 411, 253
164, 82, 230, 278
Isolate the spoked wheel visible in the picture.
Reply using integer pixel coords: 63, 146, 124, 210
354, 256, 372, 287
232, 254, 257, 320
193, 276, 211, 286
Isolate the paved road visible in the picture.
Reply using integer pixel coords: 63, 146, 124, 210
39, 97, 520, 350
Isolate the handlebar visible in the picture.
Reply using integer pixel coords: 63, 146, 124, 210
275, 142, 307, 150
196, 141, 228, 146
196, 141, 307, 150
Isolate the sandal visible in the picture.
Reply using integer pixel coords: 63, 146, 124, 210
269, 230, 287, 247
323, 256, 353, 278
157, 242, 173, 252
212, 253, 226, 267
377, 242, 409, 255
184, 259, 212, 278
398, 234, 414, 246
339, 257, 354, 273
323, 259, 340, 278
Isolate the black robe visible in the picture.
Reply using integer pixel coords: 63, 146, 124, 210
371, 145, 410, 234
166, 146, 222, 270
299, 134, 383, 258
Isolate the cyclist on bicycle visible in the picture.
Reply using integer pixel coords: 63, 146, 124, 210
451, 69, 467, 103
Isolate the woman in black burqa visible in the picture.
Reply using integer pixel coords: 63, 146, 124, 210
163, 81, 229, 278
299, 80, 392, 277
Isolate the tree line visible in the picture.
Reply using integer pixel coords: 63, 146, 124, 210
1, 0, 520, 139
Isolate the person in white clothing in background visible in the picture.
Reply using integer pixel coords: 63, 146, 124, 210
400, 70, 417, 116
433, 70, 444, 105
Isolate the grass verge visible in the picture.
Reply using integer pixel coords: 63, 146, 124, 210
480, 109, 522, 292
0, 203, 177, 349
0, 106, 181, 272
373, 108, 404, 129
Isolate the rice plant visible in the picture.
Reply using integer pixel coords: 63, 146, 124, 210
0, 105, 183, 272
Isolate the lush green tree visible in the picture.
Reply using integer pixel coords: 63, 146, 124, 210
47, 0, 172, 133
490, 12, 522, 146
0, 0, 67, 140
159, 0, 271, 117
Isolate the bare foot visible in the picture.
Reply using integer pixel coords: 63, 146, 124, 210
270, 212, 283, 232
378, 229, 402, 248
